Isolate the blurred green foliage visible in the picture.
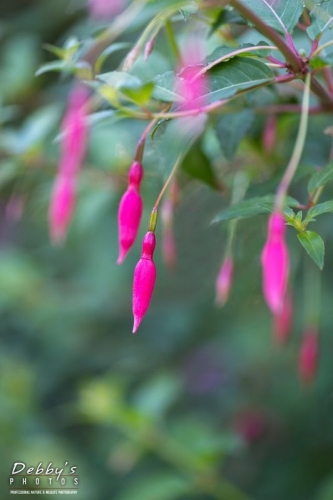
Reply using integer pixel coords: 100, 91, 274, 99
1, 2, 333, 500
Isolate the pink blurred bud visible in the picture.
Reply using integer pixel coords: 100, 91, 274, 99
117, 162, 143, 264
261, 212, 289, 314
162, 227, 176, 270
273, 292, 293, 345
144, 37, 155, 61
176, 40, 207, 111
234, 409, 267, 445
6, 195, 24, 223
49, 176, 76, 245
299, 327, 318, 386
132, 231, 156, 333
215, 257, 234, 306
60, 84, 89, 178
263, 115, 277, 154
88, 0, 124, 19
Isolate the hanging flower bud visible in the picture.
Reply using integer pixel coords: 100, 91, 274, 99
215, 257, 234, 306
132, 231, 156, 333
117, 161, 143, 264
272, 292, 293, 345
261, 211, 289, 314
144, 37, 155, 61
176, 39, 207, 112
49, 176, 76, 245
60, 84, 89, 178
49, 84, 89, 245
299, 327, 318, 386
263, 115, 277, 154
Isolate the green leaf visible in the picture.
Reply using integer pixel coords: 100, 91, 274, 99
206, 42, 272, 64
152, 117, 205, 178
210, 9, 247, 35
212, 195, 299, 223
120, 82, 155, 106
151, 59, 273, 104
95, 42, 132, 73
297, 231, 325, 269
151, 71, 183, 103
182, 144, 220, 190
245, 0, 303, 34
215, 109, 254, 160
308, 162, 333, 192
307, 200, 333, 219
35, 61, 66, 76
307, 1, 333, 39
98, 71, 142, 89
208, 58, 273, 102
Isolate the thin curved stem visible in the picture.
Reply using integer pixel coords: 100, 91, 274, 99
275, 72, 311, 210
194, 45, 277, 79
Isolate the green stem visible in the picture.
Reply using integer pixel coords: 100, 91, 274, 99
275, 72, 311, 210
82, 1, 148, 70
165, 19, 181, 64
154, 153, 184, 208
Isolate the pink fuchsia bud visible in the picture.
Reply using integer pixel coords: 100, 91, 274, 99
60, 84, 89, 178
117, 162, 143, 264
49, 176, 76, 245
299, 327, 318, 386
272, 292, 293, 345
176, 40, 207, 112
162, 227, 176, 270
144, 37, 155, 61
132, 231, 156, 333
215, 257, 234, 306
263, 115, 277, 154
261, 211, 289, 314
6, 195, 24, 223
88, 0, 124, 19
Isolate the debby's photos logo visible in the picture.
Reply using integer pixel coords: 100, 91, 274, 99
9, 462, 79, 495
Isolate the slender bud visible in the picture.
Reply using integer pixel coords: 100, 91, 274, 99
49, 176, 75, 245
144, 37, 155, 61
261, 212, 289, 314
117, 162, 143, 264
272, 292, 293, 345
299, 327, 318, 386
215, 257, 234, 306
132, 231, 156, 333
60, 84, 89, 178
176, 39, 207, 112
263, 115, 277, 154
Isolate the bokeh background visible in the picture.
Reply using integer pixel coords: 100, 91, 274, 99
1, 1, 333, 500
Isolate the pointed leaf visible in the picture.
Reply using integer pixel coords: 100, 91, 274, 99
307, 200, 333, 219
308, 161, 333, 192
307, 1, 333, 39
244, 0, 303, 34
206, 42, 272, 64
182, 144, 220, 190
297, 231, 325, 269
208, 58, 273, 102
215, 109, 254, 160
151, 59, 273, 104
212, 195, 299, 223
